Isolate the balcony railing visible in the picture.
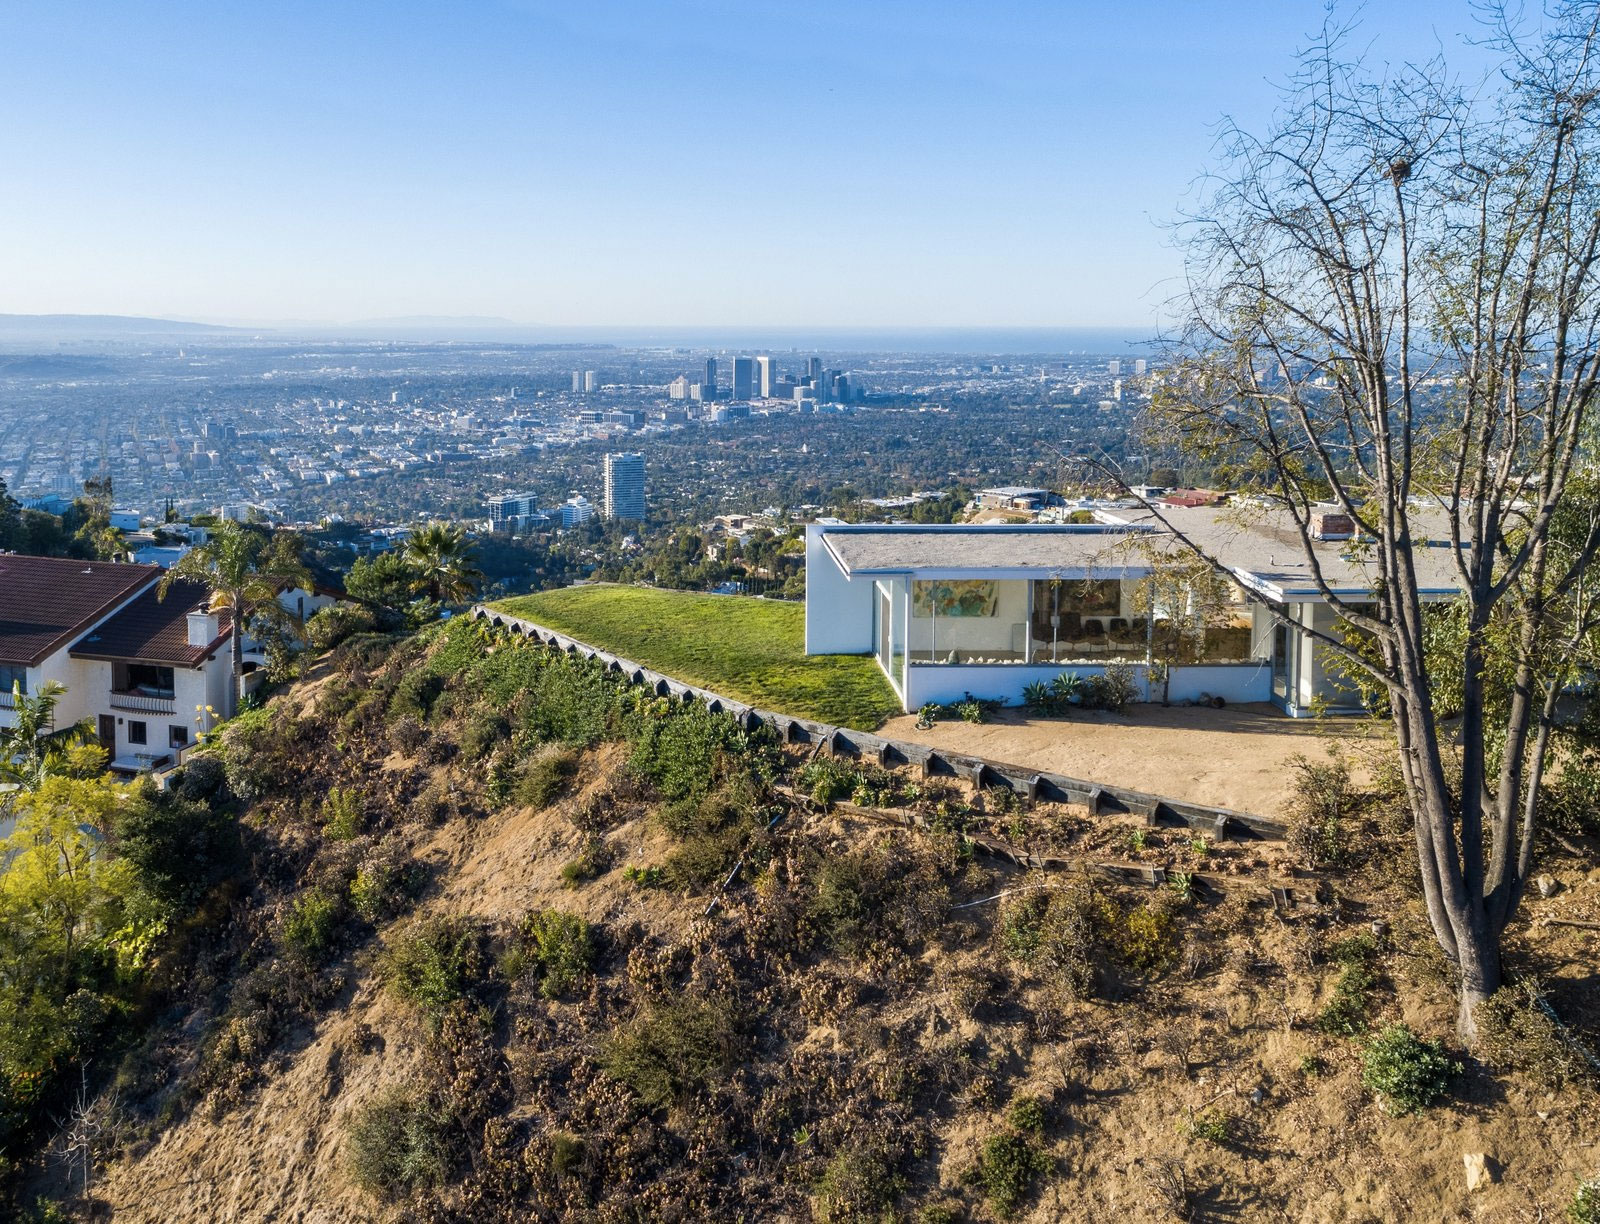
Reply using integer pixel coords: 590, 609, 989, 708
0, 690, 15, 710
109, 690, 177, 715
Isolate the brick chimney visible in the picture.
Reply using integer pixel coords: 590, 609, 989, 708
187, 608, 220, 647
1310, 510, 1355, 541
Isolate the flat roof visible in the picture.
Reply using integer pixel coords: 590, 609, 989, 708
817, 506, 1468, 600
823, 525, 1153, 578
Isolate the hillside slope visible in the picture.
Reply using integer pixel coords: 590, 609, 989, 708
32, 621, 1599, 1222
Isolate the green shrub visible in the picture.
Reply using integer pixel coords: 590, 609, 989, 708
549, 1131, 584, 1177
1082, 663, 1139, 712
1571, 1176, 1600, 1224
1115, 895, 1180, 972
1360, 1024, 1461, 1114
1318, 936, 1381, 1037
518, 746, 580, 809
114, 786, 238, 911
388, 670, 444, 722
999, 887, 1099, 998
814, 1145, 902, 1222
383, 916, 482, 1018
506, 909, 595, 998
1475, 983, 1593, 1089
322, 786, 364, 841
1285, 750, 1359, 868
560, 837, 614, 886
600, 996, 742, 1109
349, 843, 416, 923
346, 1085, 451, 1195
1187, 1106, 1232, 1144
283, 890, 341, 963
459, 710, 510, 762
974, 1129, 1051, 1218
1007, 1094, 1050, 1134
306, 603, 378, 652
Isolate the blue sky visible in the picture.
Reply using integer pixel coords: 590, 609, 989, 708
0, 1, 1499, 328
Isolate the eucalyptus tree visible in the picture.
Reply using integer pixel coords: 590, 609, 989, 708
1148, 5, 1600, 1041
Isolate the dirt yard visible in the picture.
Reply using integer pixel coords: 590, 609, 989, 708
884, 702, 1383, 818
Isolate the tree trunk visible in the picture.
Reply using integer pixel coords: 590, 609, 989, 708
230, 597, 244, 718
1455, 934, 1501, 1046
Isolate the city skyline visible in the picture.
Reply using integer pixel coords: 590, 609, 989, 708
0, 1, 1498, 328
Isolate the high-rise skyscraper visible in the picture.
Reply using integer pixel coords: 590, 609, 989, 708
583, 370, 598, 393
731, 357, 754, 400
571, 371, 582, 392
1107, 359, 1121, 376
1133, 358, 1147, 376
756, 355, 776, 398
807, 356, 822, 382
705, 357, 717, 398
604, 452, 646, 521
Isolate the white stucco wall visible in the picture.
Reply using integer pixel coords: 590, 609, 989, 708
804, 524, 876, 655
1162, 661, 1273, 705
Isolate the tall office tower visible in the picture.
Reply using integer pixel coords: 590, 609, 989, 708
1113, 378, 1123, 401
756, 355, 776, 398
705, 357, 717, 397
583, 370, 599, 393
807, 356, 822, 382
668, 375, 691, 400
571, 371, 582, 392
1133, 358, 1147, 376
731, 357, 755, 400
604, 452, 646, 521
1108, 359, 1121, 376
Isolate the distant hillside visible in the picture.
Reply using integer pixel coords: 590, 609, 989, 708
12, 619, 1597, 1221
0, 313, 238, 337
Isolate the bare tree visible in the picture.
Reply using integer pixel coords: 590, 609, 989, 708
1148, 4, 1600, 1042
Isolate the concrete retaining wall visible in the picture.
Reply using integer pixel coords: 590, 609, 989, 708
471, 605, 1287, 840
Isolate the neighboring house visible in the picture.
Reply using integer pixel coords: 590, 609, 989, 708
804, 505, 1465, 716
0, 555, 235, 773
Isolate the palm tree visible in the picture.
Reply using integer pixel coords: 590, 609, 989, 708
159, 522, 311, 715
0, 681, 93, 791
404, 522, 484, 605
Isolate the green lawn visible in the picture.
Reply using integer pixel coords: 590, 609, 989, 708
489, 584, 901, 730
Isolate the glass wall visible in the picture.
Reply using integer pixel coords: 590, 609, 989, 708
906, 578, 1029, 664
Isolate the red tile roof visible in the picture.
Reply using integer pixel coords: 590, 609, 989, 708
69, 578, 233, 667
0, 555, 160, 667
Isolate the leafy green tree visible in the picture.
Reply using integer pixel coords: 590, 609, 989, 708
159, 522, 312, 714
403, 522, 484, 605
0, 474, 21, 551
1152, 5, 1600, 1041
0, 682, 95, 792
345, 550, 417, 611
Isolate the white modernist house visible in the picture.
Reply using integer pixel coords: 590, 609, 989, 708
804, 506, 1465, 716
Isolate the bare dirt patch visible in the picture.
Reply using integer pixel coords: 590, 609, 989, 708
885, 702, 1381, 817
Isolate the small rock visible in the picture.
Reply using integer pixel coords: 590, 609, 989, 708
1535, 875, 1559, 899
1537, 1111, 1550, 1121
1370, 919, 1390, 939
1463, 1152, 1495, 1191
1249, 1085, 1266, 1107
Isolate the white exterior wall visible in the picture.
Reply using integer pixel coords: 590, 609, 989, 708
804, 524, 875, 654
906, 662, 1153, 710
1162, 661, 1272, 705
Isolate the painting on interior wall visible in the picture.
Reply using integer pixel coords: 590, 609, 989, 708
912, 579, 998, 618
